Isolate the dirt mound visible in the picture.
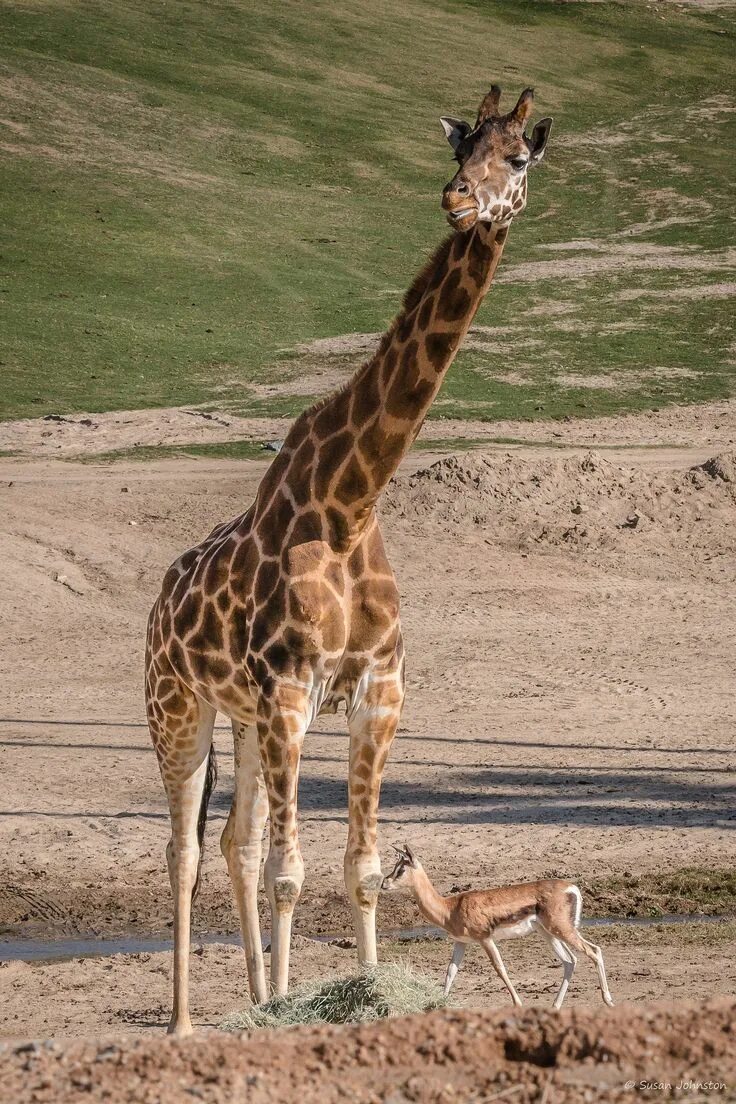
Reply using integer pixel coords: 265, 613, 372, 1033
384, 450, 736, 567
2, 999, 733, 1103
698, 451, 736, 484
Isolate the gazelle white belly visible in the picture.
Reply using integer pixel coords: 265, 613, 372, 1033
494, 913, 538, 941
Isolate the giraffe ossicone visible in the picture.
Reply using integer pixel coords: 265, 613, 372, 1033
145, 84, 552, 1036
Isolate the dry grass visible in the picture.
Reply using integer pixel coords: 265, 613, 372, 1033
219, 962, 447, 1032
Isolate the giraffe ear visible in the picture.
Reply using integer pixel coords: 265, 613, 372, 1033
440, 116, 472, 153
527, 117, 553, 165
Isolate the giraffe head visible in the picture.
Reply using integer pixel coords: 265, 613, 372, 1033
440, 86, 552, 232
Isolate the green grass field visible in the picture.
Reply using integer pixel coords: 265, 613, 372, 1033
1, 0, 734, 425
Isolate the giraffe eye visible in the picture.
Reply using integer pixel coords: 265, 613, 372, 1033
508, 156, 528, 172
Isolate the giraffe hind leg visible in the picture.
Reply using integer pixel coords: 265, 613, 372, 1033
148, 652, 216, 1037
220, 721, 269, 1005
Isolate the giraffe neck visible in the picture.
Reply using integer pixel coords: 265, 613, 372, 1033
409, 865, 451, 929
282, 221, 508, 535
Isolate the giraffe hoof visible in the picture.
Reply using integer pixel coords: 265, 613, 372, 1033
167, 1018, 194, 1038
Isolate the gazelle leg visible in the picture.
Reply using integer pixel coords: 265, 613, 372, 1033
220, 721, 269, 1005
539, 928, 577, 1010
444, 941, 465, 996
345, 668, 403, 967
481, 938, 523, 1007
258, 688, 309, 997
567, 932, 614, 1007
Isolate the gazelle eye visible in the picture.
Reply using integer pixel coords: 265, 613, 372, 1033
508, 156, 528, 172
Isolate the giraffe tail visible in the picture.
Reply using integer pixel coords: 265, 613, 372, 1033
192, 745, 218, 903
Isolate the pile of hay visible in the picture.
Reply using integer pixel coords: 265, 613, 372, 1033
220, 963, 447, 1032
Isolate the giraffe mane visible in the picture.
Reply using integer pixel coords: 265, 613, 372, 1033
296, 232, 457, 431
401, 234, 454, 314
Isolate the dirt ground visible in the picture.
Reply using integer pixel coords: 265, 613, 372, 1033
2, 923, 735, 1041
1, 392, 735, 458
2, 998, 735, 1104
1, 398, 735, 1049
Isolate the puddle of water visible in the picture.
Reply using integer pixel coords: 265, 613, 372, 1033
0, 914, 728, 965
0, 932, 243, 964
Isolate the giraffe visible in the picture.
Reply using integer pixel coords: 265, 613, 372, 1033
145, 84, 552, 1036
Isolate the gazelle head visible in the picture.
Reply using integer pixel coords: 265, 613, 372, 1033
440, 85, 552, 233
381, 843, 420, 891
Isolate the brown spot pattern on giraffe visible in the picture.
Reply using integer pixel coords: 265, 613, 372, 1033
145, 211, 514, 1023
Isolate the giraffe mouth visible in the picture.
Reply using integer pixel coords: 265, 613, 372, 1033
446, 207, 478, 230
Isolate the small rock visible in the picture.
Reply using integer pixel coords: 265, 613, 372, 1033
262, 440, 284, 453
97, 1044, 120, 1060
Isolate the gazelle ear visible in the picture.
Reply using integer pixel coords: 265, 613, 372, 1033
403, 842, 416, 865
527, 117, 553, 164
440, 116, 472, 153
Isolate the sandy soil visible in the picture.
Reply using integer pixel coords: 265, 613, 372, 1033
2, 997, 735, 1104
0, 400, 734, 1048
2, 923, 735, 1041
2, 392, 735, 458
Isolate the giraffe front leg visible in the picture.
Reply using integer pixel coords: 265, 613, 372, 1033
257, 689, 309, 997
345, 669, 403, 967
220, 721, 269, 1005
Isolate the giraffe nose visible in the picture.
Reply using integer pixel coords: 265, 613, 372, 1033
442, 179, 474, 211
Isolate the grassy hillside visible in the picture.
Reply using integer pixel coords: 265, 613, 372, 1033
1, 0, 734, 423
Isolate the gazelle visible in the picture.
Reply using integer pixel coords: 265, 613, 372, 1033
381, 845, 614, 1010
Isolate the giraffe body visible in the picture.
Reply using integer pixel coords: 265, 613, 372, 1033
146, 84, 552, 1035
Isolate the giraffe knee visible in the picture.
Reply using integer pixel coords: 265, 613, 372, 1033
345, 852, 382, 911
265, 852, 304, 914
354, 872, 383, 910
270, 877, 302, 914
